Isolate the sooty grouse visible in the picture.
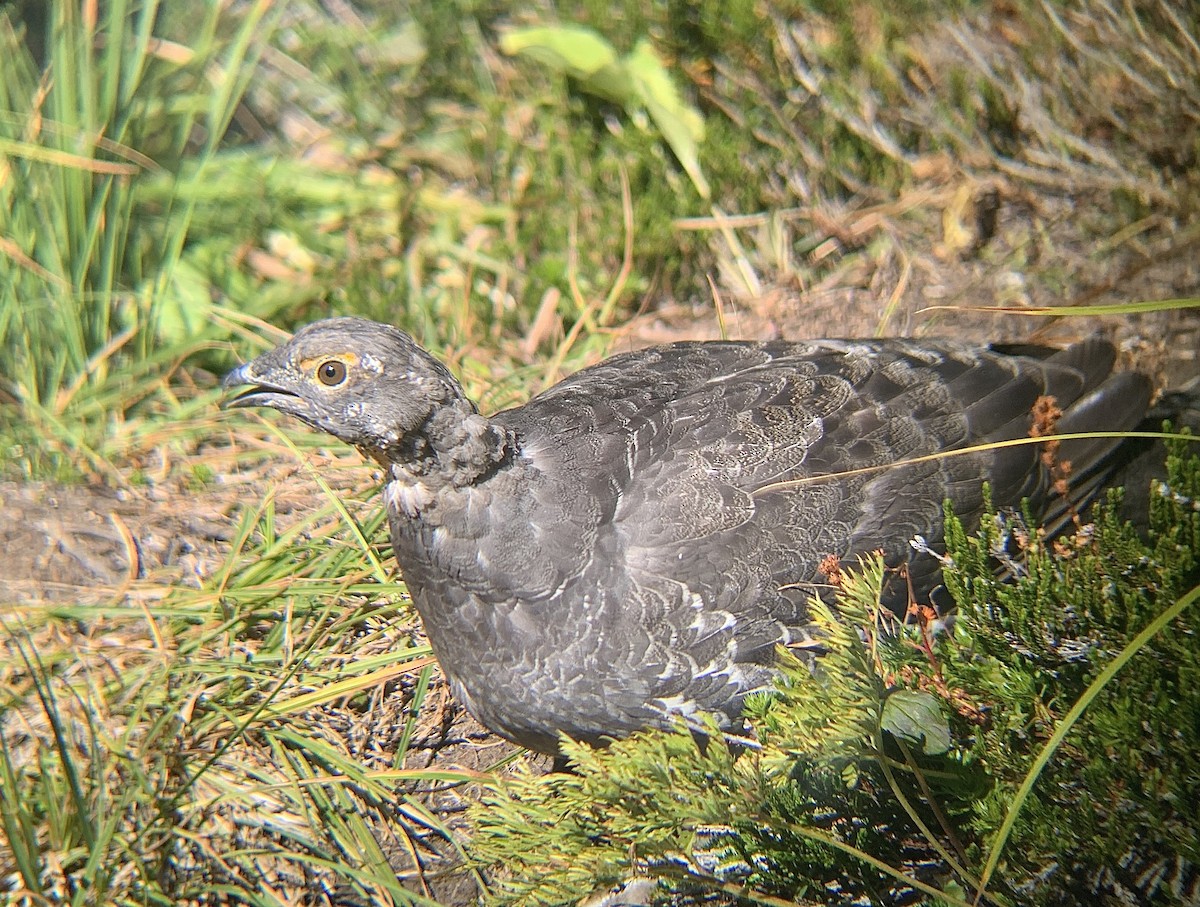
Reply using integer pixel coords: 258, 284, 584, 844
224, 318, 1153, 753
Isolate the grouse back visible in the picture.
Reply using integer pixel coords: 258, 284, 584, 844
224, 319, 1153, 752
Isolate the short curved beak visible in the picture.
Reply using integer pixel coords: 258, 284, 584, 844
222, 363, 251, 391
221, 363, 305, 412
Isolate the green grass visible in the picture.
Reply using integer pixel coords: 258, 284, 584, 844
5, 0, 1197, 472
0, 456, 487, 904
1, 0, 1199, 904
0, 0, 281, 478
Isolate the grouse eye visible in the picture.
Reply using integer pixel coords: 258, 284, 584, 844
317, 359, 347, 386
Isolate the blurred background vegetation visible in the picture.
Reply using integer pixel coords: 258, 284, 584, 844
2, 0, 1197, 478
0, 1, 1197, 905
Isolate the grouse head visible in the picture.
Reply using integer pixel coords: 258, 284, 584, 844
222, 317, 473, 461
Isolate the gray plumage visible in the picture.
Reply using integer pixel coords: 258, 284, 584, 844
223, 317, 1153, 753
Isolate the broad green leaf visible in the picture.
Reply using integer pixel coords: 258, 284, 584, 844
881, 690, 951, 755
371, 21, 427, 67
626, 40, 704, 143
500, 25, 633, 103
627, 40, 710, 198
155, 259, 213, 346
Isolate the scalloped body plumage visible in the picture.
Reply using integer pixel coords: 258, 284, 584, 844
224, 318, 1153, 752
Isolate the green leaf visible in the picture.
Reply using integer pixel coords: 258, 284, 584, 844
880, 690, 951, 755
155, 259, 214, 346
370, 21, 427, 68
626, 40, 710, 199
500, 25, 633, 104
